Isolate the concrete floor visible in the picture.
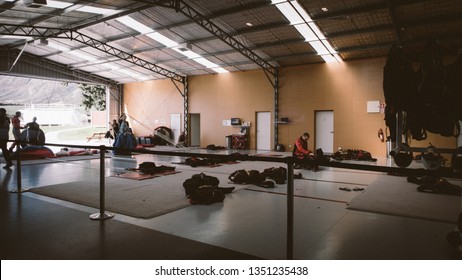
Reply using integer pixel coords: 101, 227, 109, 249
0, 147, 459, 259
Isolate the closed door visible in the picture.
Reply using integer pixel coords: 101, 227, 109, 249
189, 113, 200, 147
256, 112, 271, 150
170, 113, 181, 144
315, 111, 334, 153
458, 121, 462, 147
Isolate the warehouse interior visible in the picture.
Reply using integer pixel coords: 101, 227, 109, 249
1, 0, 462, 260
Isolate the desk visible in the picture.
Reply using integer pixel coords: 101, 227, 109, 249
86, 132, 106, 142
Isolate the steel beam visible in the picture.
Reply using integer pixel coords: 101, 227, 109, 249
134, 0, 276, 77
1, 48, 119, 88
0, 23, 185, 82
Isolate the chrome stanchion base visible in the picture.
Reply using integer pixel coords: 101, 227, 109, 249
9, 188, 30, 193
89, 212, 115, 220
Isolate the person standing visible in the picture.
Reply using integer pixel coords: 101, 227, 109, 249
0, 108, 13, 169
9, 111, 23, 152
24, 116, 39, 130
111, 119, 119, 139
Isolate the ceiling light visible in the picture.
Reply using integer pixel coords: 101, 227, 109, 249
321, 39, 336, 53
193, 58, 229, 73
46, 0, 72, 9
193, 57, 219, 68
275, 2, 304, 24
115, 16, 152, 34
77, 5, 116, 15
172, 47, 200, 59
291, 0, 312, 21
308, 22, 325, 39
146, 32, 178, 48
212, 67, 229, 74
321, 7, 328, 12
246, 22, 253, 27
309, 40, 329, 55
294, 24, 317, 41
333, 53, 342, 61
321, 54, 337, 63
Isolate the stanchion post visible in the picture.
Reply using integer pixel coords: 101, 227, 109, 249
286, 156, 295, 260
90, 145, 114, 220
10, 142, 29, 193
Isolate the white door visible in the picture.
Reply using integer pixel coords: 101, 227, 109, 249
190, 113, 200, 147
315, 111, 334, 153
257, 112, 271, 150
170, 113, 181, 144
458, 121, 462, 147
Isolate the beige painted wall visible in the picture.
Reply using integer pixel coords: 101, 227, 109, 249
124, 79, 183, 137
278, 58, 456, 157
189, 70, 274, 148
123, 57, 457, 156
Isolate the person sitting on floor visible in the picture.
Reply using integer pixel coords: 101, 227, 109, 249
293, 132, 312, 158
293, 132, 319, 171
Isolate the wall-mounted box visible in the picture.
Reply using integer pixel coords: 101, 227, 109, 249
231, 118, 241, 125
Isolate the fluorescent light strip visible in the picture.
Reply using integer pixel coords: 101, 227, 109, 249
274, 0, 340, 63
77, 5, 116, 15
309, 40, 329, 55
275, 2, 304, 24
172, 47, 200, 59
116, 16, 227, 73
116, 16, 153, 34
47, 0, 73, 9
321, 54, 337, 63
291, 0, 312, 21
294, 24, 317, 41
193, 57, 219, 68
146, 32, 178, 48
322, 39, 337, 53
212, 67, 229, 74
308, 22, 326, 40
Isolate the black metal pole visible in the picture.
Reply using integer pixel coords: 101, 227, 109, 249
287, 156, 295, 260
10, 143, 28, 193
99, 145, 105, 217
16, 144, 21, 192
90, 145, 114, 220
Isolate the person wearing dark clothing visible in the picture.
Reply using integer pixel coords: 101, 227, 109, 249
24, 116, 39, 130
9, 111, 23, 152
0, 108, 13, 169
111, 119, 119, 138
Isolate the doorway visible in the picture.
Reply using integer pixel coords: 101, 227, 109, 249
256, 111, 271, 150
170, 113, 181, 144
315, 110, 334, 153
189, 113, 201, 147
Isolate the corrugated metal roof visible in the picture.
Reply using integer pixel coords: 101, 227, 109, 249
0, 0, 461, 83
